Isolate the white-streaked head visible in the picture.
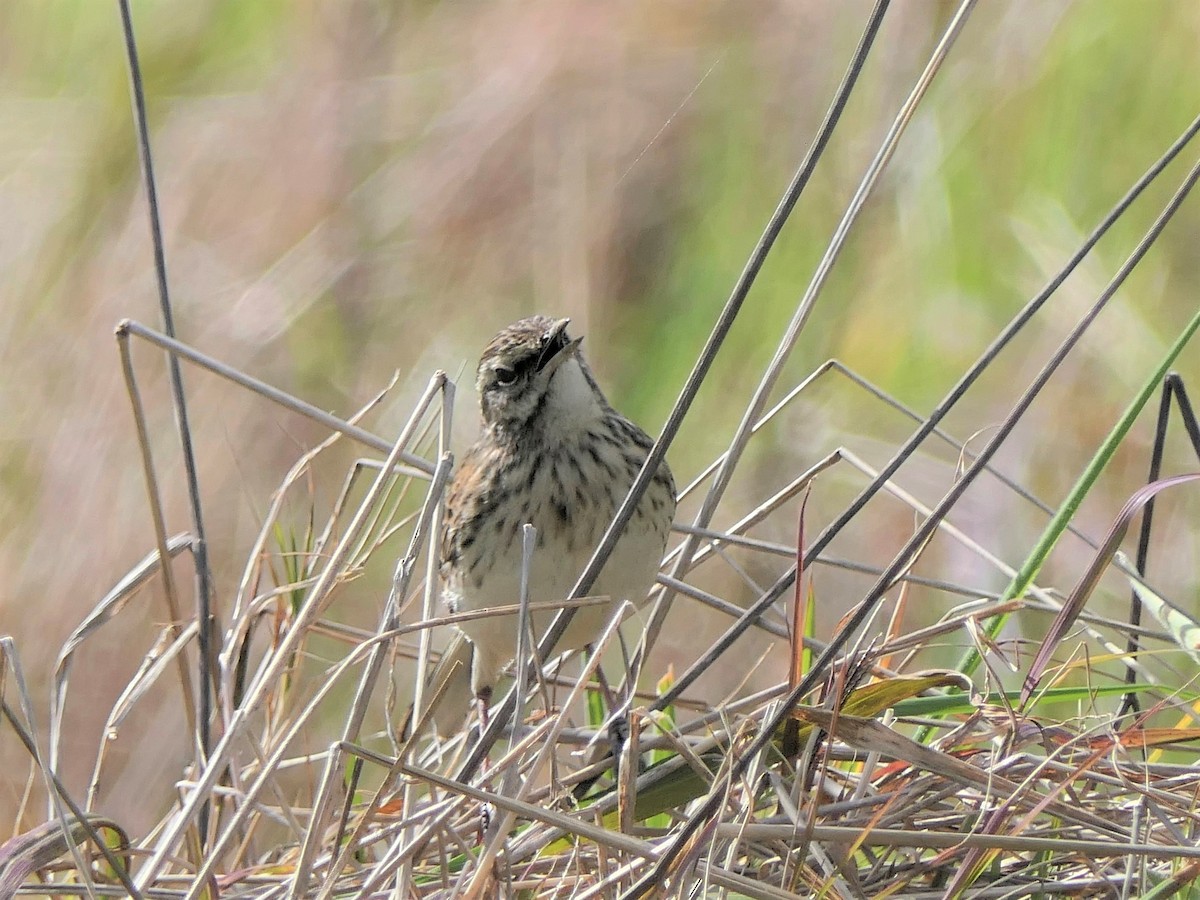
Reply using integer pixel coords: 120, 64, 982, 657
476, 316, 606, 435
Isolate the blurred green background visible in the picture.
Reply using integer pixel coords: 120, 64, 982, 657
2, 1, 1199, 830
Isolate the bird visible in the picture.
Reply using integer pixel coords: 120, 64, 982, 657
422, 315, 676, 737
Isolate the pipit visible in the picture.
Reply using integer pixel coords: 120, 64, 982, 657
425, 315, 676, 736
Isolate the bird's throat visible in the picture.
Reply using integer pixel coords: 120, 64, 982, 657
535, 358, 605, 439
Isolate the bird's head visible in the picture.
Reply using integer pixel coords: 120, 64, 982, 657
476, 315, 602, 435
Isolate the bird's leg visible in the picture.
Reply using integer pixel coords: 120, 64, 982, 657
474, 685, 492, 737
591, 649, 619, 712
569, 648, 638, 802
589, 646, 634, 776
473, 684, 495, 840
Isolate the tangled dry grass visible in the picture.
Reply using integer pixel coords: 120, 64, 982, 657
10, 320, 1200, 897
8, 313, 1200, 897
5, 2, 1200, 898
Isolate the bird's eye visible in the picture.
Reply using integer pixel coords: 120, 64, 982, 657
494, 366, 517, 386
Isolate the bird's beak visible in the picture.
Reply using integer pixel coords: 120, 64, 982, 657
537, 319, 583, 376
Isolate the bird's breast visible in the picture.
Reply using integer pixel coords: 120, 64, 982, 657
446, 423, 671, 604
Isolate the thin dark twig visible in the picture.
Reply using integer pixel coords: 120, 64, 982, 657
628, 145, 1200, 897
1121, 374, 1200, 712
1166, 376, 1200, 452
656, 108, 1200, 714
454, 0, 893, 783
1122, 380, 1172, 715
115, 0, 216, 814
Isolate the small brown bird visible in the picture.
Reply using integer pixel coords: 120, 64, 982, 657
426, 316, 675, 735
